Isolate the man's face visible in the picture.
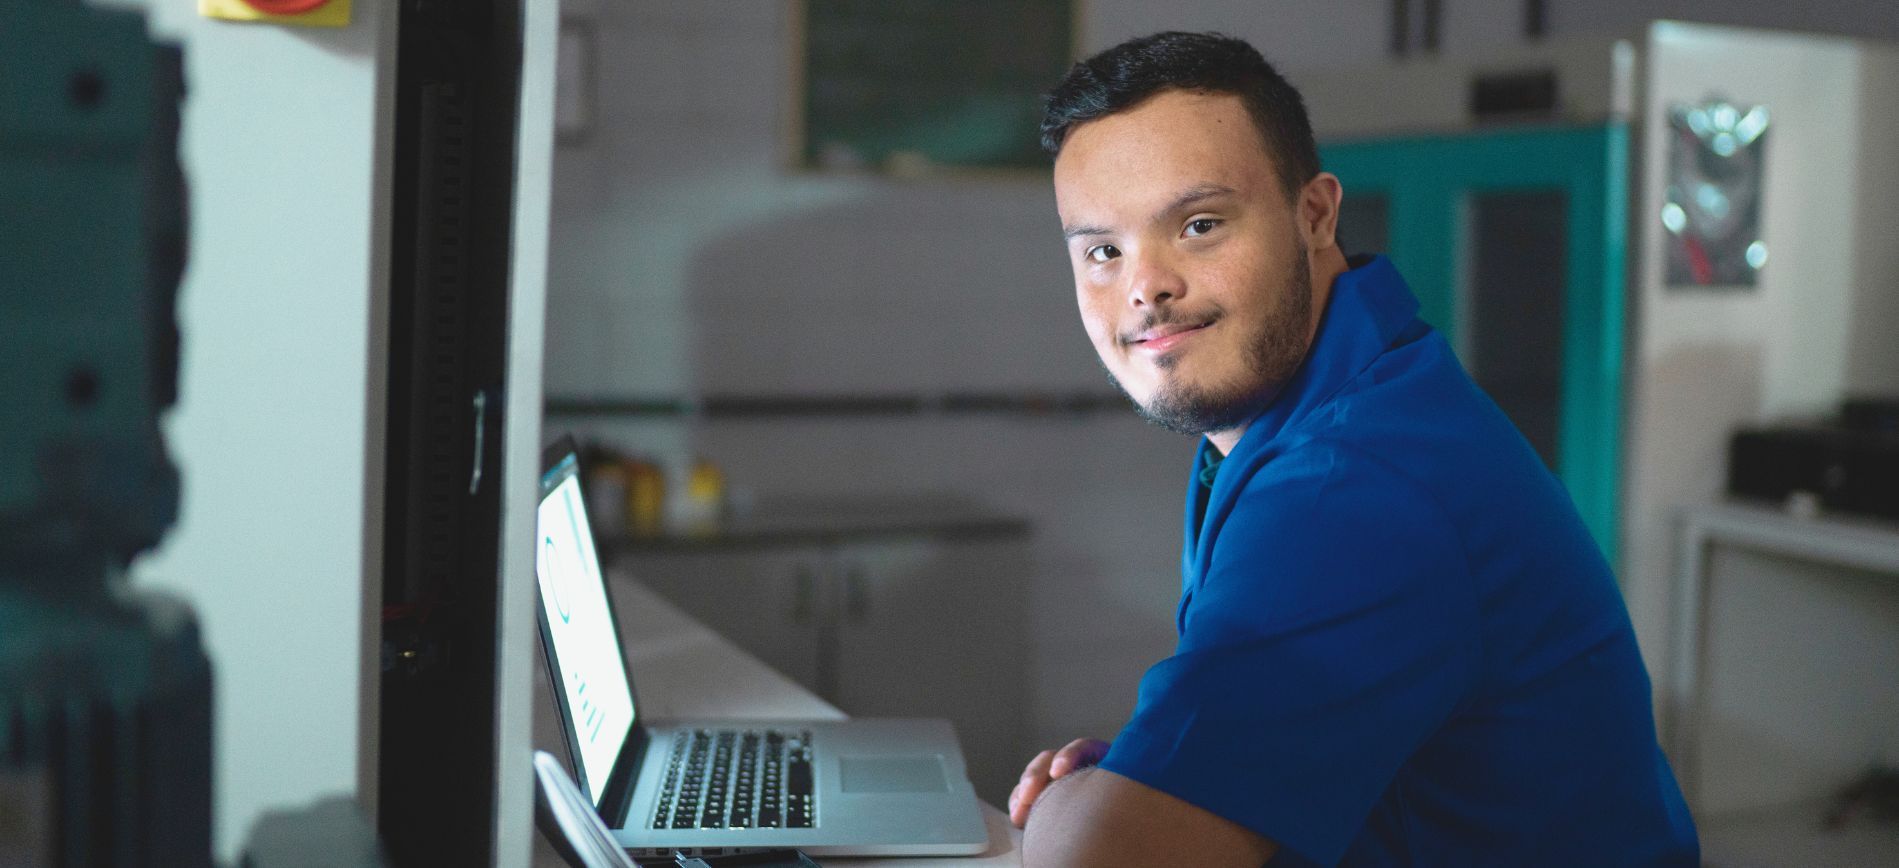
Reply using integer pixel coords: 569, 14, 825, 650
1054, 90, 1318, 437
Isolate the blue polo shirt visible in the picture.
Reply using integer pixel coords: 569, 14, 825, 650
1097, 257, 1697, 866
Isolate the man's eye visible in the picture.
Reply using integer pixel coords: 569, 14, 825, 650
1085, 244, 1120, 264
1184, 218, 1220, 237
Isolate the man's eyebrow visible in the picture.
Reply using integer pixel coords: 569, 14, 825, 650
1062, 223, 1113, 241
1061, 184, 1240, 241
1155, 184, 1238, 222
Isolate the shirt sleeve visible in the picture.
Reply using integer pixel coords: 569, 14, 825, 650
1099, 442, 1481, 866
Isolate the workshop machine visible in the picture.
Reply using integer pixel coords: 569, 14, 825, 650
1, 0, 213, 864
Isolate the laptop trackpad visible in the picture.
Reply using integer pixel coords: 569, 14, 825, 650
838, 755, 948, 793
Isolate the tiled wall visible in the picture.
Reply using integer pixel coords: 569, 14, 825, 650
543, 0, 1231, 751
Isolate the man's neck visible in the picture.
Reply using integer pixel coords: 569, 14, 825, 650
1206, 428, 1244, 456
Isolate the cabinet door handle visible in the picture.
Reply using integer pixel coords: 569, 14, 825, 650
792, 565, 817, 623
845, 563, 869, 621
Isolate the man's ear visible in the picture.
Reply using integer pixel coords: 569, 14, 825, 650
1298, 172, 1344, 254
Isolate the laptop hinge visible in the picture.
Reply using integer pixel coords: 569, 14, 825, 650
598, 723, 648, 826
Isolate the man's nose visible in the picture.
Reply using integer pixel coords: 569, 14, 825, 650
1126, 252, 1186, 308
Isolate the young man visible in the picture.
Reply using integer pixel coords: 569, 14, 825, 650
1009, 32, 1698, 867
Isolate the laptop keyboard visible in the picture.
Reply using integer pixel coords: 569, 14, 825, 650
651, 728, 816, 830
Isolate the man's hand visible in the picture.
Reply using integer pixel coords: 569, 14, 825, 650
1008, 738, 1110, 827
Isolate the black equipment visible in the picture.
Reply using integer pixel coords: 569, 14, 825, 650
1728, 398, 1899, 521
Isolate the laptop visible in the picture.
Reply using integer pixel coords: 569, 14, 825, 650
533, 438, 989, 859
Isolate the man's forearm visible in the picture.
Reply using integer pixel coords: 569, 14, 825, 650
1022, 766, 1279, 868
1022, 766, 1112, 867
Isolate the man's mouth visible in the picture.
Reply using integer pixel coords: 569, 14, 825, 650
1127, 320, 1214, 354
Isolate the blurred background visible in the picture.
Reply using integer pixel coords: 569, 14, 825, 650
541, 3, 1899, 864
11, 0, 1893, 866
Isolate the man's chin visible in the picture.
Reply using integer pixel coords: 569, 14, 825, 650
1104, 367, 1262, 436
1134, 390, 1257, 438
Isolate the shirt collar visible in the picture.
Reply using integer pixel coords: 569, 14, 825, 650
1197, 447, 1224, 488
1219, 254, 1422, 459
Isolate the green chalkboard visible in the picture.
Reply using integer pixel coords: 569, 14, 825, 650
799, 0, 1075, 172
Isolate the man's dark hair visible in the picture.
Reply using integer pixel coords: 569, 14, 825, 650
1040, 31, 1320, 202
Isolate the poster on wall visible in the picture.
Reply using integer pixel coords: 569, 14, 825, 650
1663, 96, 1769, 288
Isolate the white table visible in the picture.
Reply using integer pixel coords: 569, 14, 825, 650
533, 578, 1023, 867
1667, 501, 1899, 801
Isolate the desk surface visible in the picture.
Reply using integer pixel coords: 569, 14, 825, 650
533, 577, 1023, 867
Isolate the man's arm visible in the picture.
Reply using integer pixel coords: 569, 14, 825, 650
1022, 766, 1278, 868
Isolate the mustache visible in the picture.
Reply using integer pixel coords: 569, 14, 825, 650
1120, 308, 1221, 344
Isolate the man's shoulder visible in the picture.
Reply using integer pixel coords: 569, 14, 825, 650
1222, 430, 1438, 506
1187, 429, 1480, 652
1316, 337, 1495, 443
1258, 334, 1548, 508
1211, 433, 1460, 553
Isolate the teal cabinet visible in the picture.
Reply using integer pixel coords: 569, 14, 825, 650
1322, 125, 1629, 560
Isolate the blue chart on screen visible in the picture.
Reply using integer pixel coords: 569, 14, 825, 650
544, 533, 574, 624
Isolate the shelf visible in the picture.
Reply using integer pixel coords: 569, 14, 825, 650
604, 495, 1032, 554
543, 391, 1129, 420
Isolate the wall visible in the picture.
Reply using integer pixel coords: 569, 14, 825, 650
545, 0, 1184, 754
1619, 24, 1899, 823
1621, 21, 1899, 703
1844, 46, 1899, 397
1555, 0, 1899, 43
111, 0, 397, 861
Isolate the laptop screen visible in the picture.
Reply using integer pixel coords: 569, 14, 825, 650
536, 451, 637, 804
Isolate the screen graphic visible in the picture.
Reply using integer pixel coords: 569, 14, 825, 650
536, 469, 636, 804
